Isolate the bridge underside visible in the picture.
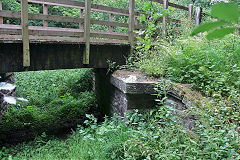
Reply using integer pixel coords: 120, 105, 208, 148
0, 42, 130, 73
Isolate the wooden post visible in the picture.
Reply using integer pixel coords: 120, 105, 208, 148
162, 0, 168, 37
0, 0, 3, 24
43, 4, 48, 27
21, 0, 30, 67
79, 8, 84, 31
195, 7, 202, 26
129, 0, 135, 54
83, 0, 91, 65
109, 13, 113, 32
188, 4, 193, 21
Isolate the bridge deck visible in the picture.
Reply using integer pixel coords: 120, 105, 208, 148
0, 0, 191, 73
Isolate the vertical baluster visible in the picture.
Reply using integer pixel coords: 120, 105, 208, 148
195, 7, 202, 26
21, 0, 30, 67
79, 8, 84, 31
0, 0, 3, 24
109, 13, 113, 32
129, 0, 135, 54
83, 0, 91, 65
43, 4, 48, 27
162, 0, 168, 37
188, 4, 193, 21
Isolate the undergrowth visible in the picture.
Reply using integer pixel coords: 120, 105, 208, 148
0, 69, 96, 144
0, 102, 239, 159
134, 35, 240, 97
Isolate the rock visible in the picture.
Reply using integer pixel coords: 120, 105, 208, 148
0, 73, 15, 122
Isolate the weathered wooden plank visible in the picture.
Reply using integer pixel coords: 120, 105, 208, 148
29, 26, 84, 37
195, 7, 202, 26
0, 10, 128, 28
43, 4, 48, 27
109, 13, 113, 32
0, 10, 84, 23
91, 19, 128, 28
162, 0, 168, 37
0, 24, 84, 37
91, 4, 129, 16
83, 0, 91, 65
0, 34, 83, 42
188, 4, 193, 21
0, 24, 129, 39
90, 31, 128, 40
21, 0, 30, 67
151, 0, 188, 11
0, 34, 129, 45
0, 25, 127, 40
129, 0, 135, 53
28, 0, 130, 16
28, 0, 84, 9
90, 39, 129, 45
0, 0, 3, 24
0, 30, 129, 41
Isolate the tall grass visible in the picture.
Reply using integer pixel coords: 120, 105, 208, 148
1, 105, 239, 160
135, 34, 240, 96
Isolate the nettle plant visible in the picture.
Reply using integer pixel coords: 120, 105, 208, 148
192, 2, 240, 39
135, 2, 168, 52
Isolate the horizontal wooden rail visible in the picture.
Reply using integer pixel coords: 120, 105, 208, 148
0, 10, 83, 23
0, 24, 84, 37
0, 10, 129, 28
0, 0, 191, 45
91, 31, 128, 40
27, 0, 144, 16
0, 34, 130, 44
28, 0, 130, 16
28, 0, 84, 9
151, 0, 188, 11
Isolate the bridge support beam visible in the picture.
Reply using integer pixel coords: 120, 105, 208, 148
0, 43, 129, 73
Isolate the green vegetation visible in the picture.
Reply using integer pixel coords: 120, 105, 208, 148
134, 35, 240, 97
0, 69, 96, 144
1, 93, 239, 159
192, 2, 240, 40
0, 0, 239, 159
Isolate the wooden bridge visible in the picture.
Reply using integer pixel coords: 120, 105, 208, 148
0, 0, 198, 73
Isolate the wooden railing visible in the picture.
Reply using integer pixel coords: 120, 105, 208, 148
0, 0, 199, 66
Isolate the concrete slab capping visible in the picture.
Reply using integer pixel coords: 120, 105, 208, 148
110, 70, 158, 94
94, 69, 198, 130
109, 70, 159, 116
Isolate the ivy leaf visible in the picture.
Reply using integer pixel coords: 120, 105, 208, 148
191, 20, 227, 36
211, 2, 240, 22
207, 27, 235, 40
